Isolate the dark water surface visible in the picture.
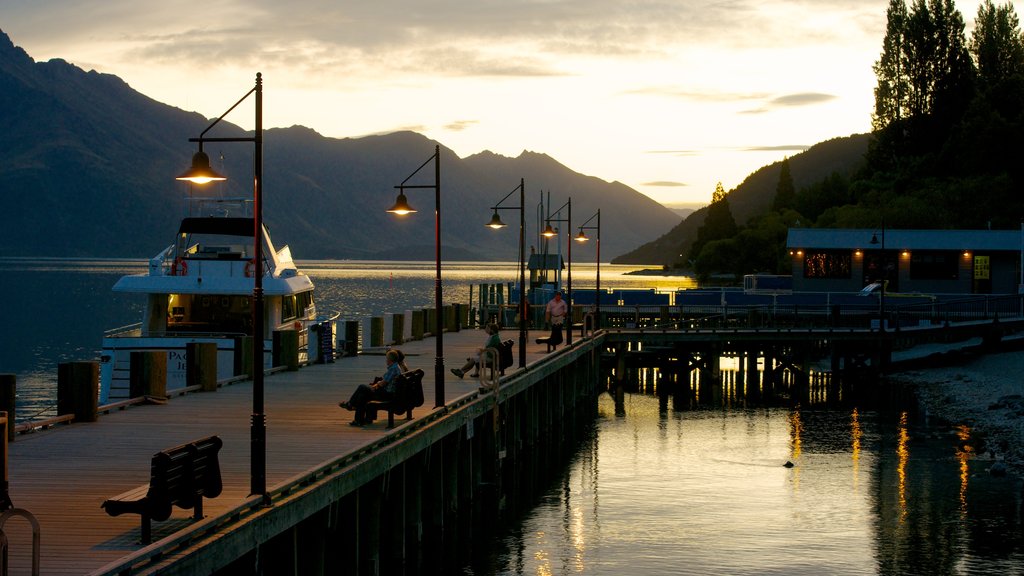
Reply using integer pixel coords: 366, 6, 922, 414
460, 392, 1024, 576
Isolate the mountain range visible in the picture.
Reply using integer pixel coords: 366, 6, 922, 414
0, 30, 683, 262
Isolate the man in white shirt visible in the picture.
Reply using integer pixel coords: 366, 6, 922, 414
544, 291, 568, 348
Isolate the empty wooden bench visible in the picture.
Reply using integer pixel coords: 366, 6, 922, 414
365, 369, 425, 429
101, 435, 223, 544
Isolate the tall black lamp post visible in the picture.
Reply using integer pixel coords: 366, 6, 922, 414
575, 209, 601, 331
387, 144, 445, 407
542, 198, 572, 345
176, 72, 269, 502
486, 178, 528, 368
870, 219, 886, 332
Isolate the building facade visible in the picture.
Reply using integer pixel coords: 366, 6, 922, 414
786, 228, 1023, 295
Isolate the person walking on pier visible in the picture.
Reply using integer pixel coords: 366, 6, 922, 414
338, 348, 402, 426
451, 323, 501, 378
545, 291, 567, 349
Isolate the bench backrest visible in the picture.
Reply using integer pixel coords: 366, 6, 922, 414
395, 369, 425, 410
148, 435, 223, 511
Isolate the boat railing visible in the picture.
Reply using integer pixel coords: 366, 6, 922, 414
104, 323, 142, 338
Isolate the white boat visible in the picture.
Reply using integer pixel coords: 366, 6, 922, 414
99, 196, 319, 403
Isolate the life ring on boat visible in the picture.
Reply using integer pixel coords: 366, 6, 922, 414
172, 257, 188, 276
245, 260, 256, 278
294, 321, 302, 331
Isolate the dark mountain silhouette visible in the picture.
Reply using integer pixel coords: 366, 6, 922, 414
613, 134, 871, 264
0, 30, 680, 261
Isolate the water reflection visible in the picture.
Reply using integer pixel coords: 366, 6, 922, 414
467, 372, 1024, 575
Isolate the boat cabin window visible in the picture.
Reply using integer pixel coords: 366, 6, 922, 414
167, 294, 252, 335
281, 291, 315, 322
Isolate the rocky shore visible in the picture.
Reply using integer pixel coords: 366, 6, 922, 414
895, 348, 1024, 477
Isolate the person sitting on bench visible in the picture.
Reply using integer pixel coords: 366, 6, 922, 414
339, 348, 403, 426
450, 323, 501, 378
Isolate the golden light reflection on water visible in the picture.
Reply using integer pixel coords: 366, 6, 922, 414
955, 424, 973, 513
897, 411, 909, 521
789, 409, 803, 490
851, 408, 862, 490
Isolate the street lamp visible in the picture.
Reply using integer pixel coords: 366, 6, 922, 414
575, 209, 600, 332
387, 144, 445, 407
542, 198, 572, 345
869, 219, 886, 332
176, 72, 269, 502
486, 178, 528, 368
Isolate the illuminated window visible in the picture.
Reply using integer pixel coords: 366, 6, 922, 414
803, 251, 852, 279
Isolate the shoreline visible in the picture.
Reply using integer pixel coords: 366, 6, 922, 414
894, 349, 1024, 477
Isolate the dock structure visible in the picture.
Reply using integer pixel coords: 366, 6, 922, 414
2, 313, 1021, 575
0, 328, 601, 575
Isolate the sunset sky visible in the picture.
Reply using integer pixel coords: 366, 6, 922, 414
1, 1, 1015, 209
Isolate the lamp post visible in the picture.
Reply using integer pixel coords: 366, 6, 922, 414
542, 198, 572, 345
387, 144, 445, 407
486, 178, 528, 368
176, 72, 269, 502
869, 219, 886, 332
575, 209, 600, 332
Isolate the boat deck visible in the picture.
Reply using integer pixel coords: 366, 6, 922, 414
2, 327, 552, 575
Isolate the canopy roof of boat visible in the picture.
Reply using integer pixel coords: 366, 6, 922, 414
179, 216, 254, 237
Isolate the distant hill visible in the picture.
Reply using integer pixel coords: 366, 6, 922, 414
0, 30, 680, 261
613, 134, 871, 265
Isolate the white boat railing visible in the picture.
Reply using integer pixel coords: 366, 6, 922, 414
103, 323, 142, 338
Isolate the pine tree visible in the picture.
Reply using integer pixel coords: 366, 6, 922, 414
688, 183, 737, 264
772, 158, 796, 212
873, 0, 910, 131
970, 0, 1024, 87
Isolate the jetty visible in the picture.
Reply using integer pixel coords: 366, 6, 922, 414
0, 327, 600, 575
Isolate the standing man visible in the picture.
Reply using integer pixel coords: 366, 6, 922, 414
544, 291, 568, 349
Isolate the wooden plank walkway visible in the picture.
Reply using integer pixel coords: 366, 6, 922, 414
2, 327, 553, 575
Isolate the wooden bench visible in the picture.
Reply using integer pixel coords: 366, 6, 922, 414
365, 369, 425, 429
101, 435, 223, 544
484, 339, 515, 375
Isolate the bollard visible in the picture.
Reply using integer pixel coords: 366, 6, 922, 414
411, 310, 425, 341
0, 376, 14, 441
187, 342, 220, 390
57, 361, 99, 423
343, 320, 360, 356
370, 317, 384, 348
272, 330, 300, 370
0, 411, 9, 509
129, 351, 167, 399
235, 336, 254, 378
391, 314, 405, 345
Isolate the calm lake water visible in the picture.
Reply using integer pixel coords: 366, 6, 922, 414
3, 259, 1022, 575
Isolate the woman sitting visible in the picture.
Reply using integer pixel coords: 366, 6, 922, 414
450, 323, 501, 378
339, 348, 403, 426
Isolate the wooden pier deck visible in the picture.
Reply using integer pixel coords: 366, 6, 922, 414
2, 327, 553, 575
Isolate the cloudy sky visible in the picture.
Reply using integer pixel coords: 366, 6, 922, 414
1, 0, 1014, 208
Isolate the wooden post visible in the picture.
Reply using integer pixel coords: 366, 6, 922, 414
272, 330, 300, 370
235, 336, 254, 378
129, 351, 167, 398
370, 316, 384, 348
57, 361, 99, 422
343, 320, 360, 355
0, 375, 15, 440
411, 310, 425, 341
187, 342, 220, 391
391, 314, 405, 345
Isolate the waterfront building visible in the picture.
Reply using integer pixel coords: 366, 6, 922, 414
787, 228, 1023, 295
